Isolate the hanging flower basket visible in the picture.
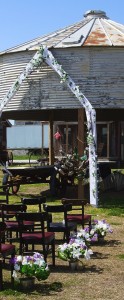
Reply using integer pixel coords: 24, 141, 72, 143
54, 131, 61, 140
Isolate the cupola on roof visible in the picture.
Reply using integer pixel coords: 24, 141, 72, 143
1, 9, 124, 54
84, 10, 108, 19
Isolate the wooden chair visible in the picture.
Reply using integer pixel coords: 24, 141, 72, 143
43, 203, 77, 243
61, 198, 91, 230
21, 196, 46, 212
0, 222, 15, 290
16, 212, 55, 266
0, 185, 9, 204
0, 204, 30, 243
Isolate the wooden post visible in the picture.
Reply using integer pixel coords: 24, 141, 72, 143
49, 112, 54, 165
107, 123, 110, 159
78, 109, 85, 199
66, 124, 68, 154
41, 122, 44, 155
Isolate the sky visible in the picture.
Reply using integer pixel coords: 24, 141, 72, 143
1, 0, 124, 52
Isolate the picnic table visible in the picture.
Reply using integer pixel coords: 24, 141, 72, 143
2, 165, 56, 195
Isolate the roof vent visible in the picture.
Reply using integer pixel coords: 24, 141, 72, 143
84, 10, 108, 19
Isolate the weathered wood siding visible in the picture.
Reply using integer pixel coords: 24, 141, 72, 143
0, 47, 124, 112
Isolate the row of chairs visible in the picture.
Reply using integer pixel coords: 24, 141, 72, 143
0, 186, 91, 233
0, 196, 91, 290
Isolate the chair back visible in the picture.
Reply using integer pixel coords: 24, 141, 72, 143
21, 196, 46, 212
61, 198, 86, 215
16, 212, 48, 238
0, 222, 6, 251
43, 204, 73, 241
0, 204, 27, 222
0, 185, 9, 204
61, 198, 91, 229
43, 203, 72, 220
43, 203, 72, 213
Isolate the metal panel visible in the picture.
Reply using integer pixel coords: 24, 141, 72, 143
7, 124, 49, 149
0, 51, 34, 102
1, 47, 124, 114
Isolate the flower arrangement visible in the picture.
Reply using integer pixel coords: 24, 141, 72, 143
75, 228, 91, 247
90, 219, 113, 239
58, 238, 93, 263
10, 252, 50, 281
54, 147, 89, 183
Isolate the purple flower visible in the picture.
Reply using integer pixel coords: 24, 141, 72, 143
102, 219, 106, 224
84, 227, 89, 233
69, 238, 76, 244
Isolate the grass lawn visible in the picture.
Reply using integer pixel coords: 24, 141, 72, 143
0, 167, 124, 300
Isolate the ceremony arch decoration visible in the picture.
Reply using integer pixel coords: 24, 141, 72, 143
0, 46, 98, 206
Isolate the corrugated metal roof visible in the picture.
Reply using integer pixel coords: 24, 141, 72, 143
1, 9, 124, 54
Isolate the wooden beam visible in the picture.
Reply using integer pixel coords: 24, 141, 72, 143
66, 124, 68, 154
78, 109, 85, 199
49, 113, 54, 165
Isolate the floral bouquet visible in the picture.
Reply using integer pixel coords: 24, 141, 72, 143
10, 252, 50, 281
90, 219, 113, 239
58, 238, 93, 262
73, 228, 91, 247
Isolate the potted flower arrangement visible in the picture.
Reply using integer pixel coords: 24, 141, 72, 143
90, 219, 113, 242
74, 228, 91, 247
58, 238, 93, 270
10, 252, 50, 288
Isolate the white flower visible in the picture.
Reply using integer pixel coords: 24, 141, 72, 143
14, 263, 20, 271
58, 243, 68, 251
22, 257, 28, 265
38, 259, 45, 267
12, 270, 18, 279
90, 229, 95, 236
84, 249, 93, 260
16, 255, 22, 263
77, 229, 91, 242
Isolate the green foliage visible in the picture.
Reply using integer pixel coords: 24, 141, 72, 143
117, 254, 124, 259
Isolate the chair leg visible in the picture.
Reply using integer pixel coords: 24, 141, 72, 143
66, 230, 70, 243
52, 241, 55, 267
89, 219, 92, 232
0, 259, 3, 290
11, 252, 15, 288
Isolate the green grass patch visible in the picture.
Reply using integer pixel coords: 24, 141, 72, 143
117, 254, 124, 259
107, 208, 124, 216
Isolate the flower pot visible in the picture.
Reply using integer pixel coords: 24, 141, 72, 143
69, 260, 79, 271
20, 277, 35, 290
98, 235, 105, 243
